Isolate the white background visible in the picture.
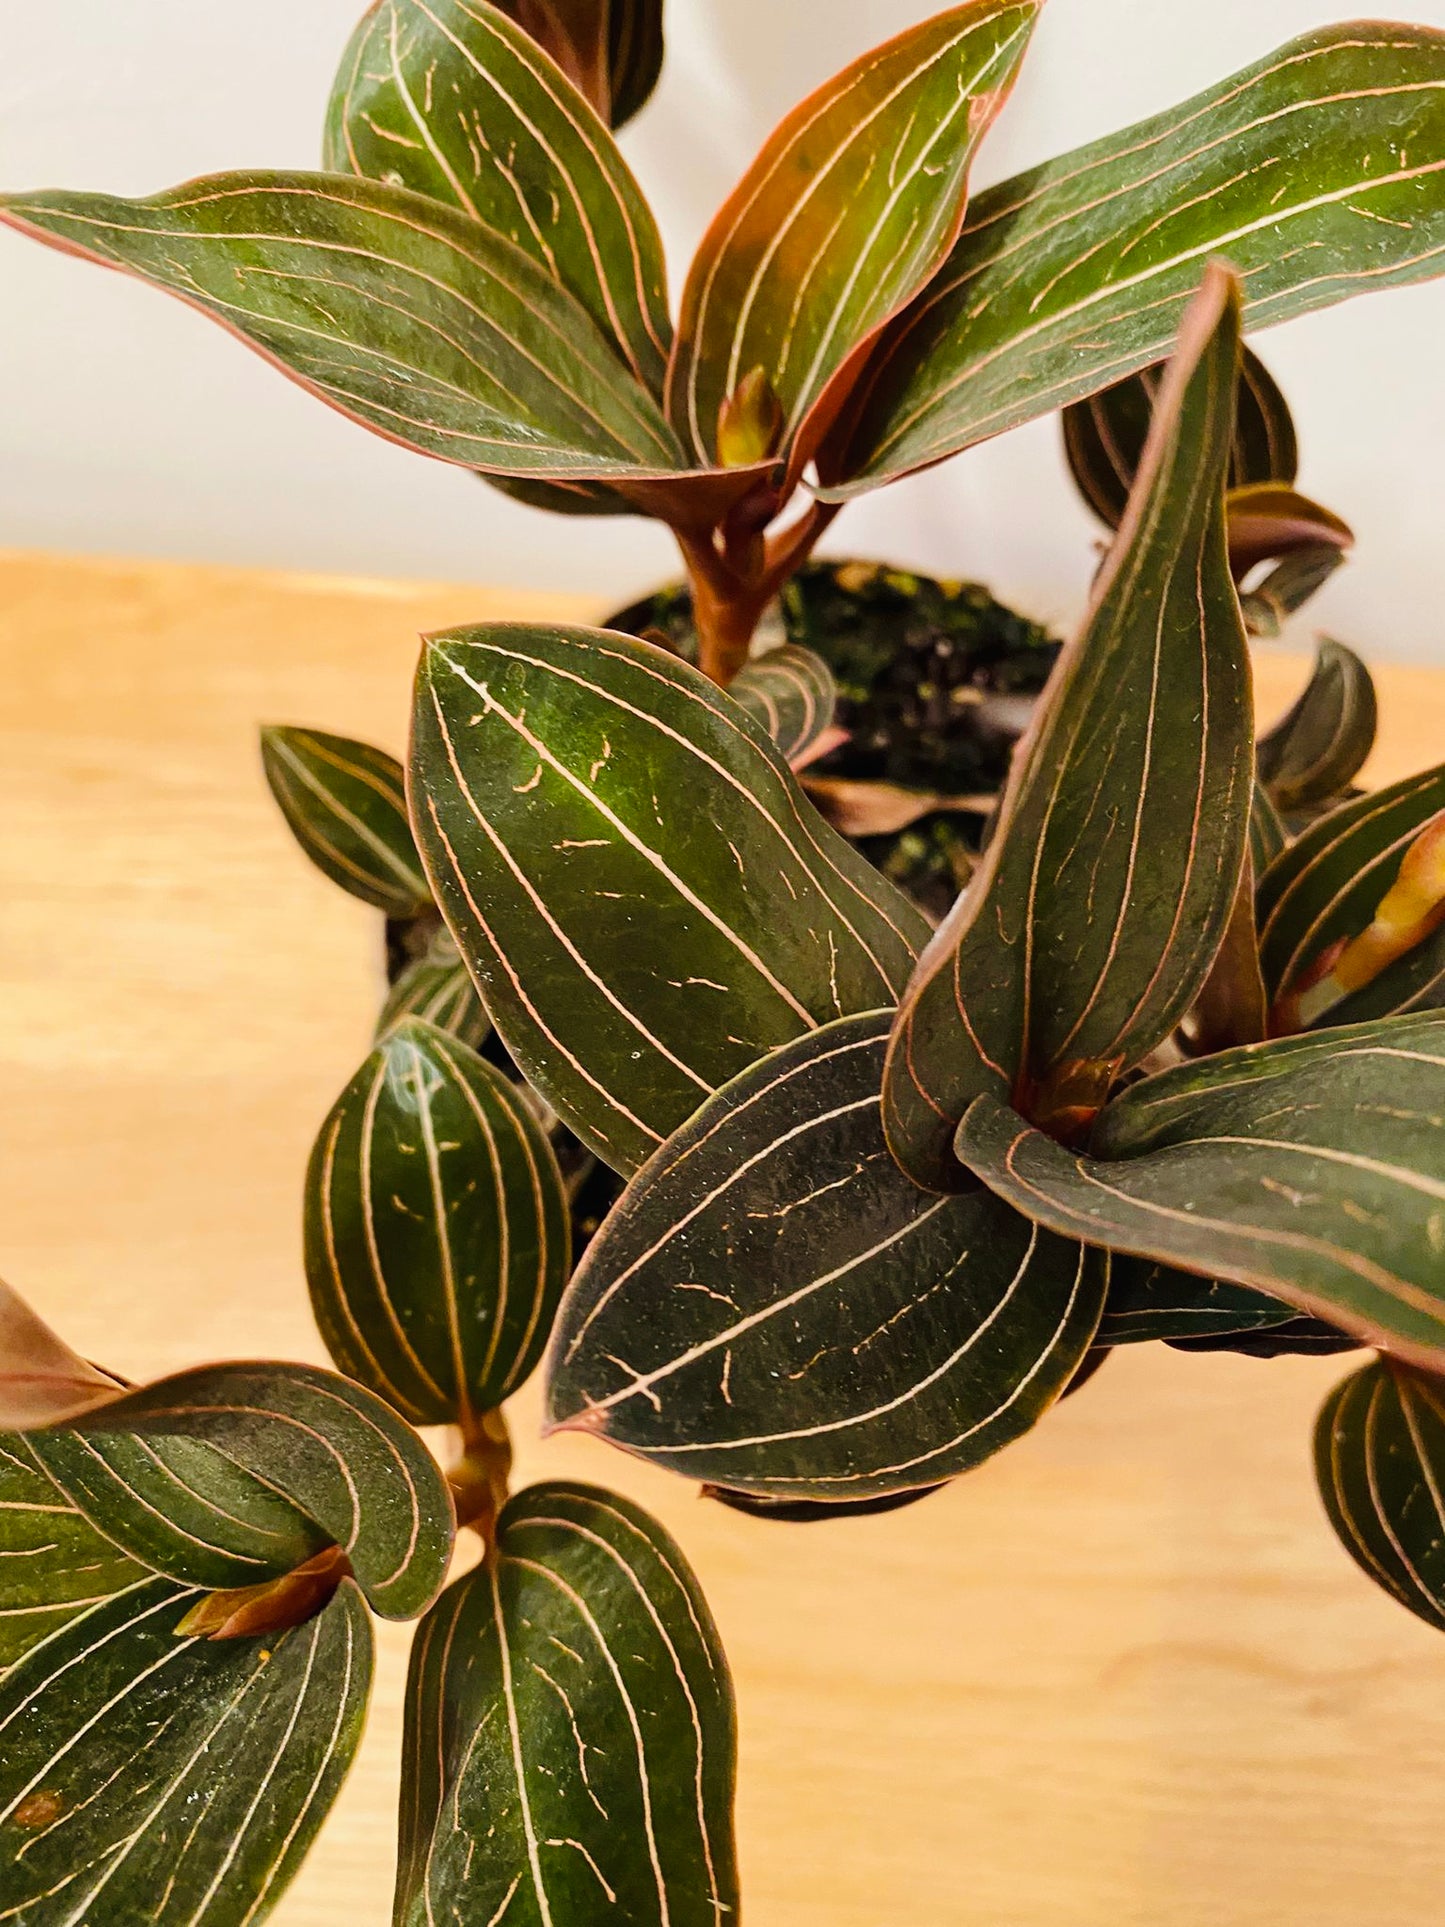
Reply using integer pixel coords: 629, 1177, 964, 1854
3, 0, 1444, 658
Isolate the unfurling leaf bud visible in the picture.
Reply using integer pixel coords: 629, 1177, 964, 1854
717, 366, 784, 468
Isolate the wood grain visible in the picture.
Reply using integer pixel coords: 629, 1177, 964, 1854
2, 547, 1444, 1926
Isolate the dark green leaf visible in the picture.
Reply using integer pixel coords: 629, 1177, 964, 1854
410, 622, 926, 1175
1317, 1357, 1445, 1629
1256, 760, 1445, 1003
884, 266, 1252, 1188
1063, 346, 1297, 528
1256, 638, 1378, 813
667, 1, 1040, 469
397, 1481, 736, 1926
829, 24, 1445, 493
1099, 1256, 1295, 1346
0, 1437, 144, 1670
261, 726, 431, 918
377, 926, 492, 1050
956, 1011, 1445, 1371
1240, 543, 1347, 638
0, 1576, 371, 1925
728, 643, 837, 764
0, 173, 686, 485
25, 1430, 331, 1594
1172, 1315, 1359, 1357
325, 0, 671, 393
547, 1013, 1105, 1499
35, 1363, 455, 1618
306, 1017, 570, 1427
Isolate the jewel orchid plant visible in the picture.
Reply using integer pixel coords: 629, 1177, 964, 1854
6, 6, 1445, 1925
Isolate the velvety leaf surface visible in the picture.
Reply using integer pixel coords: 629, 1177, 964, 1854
1317, 1358, 1445, 1630
1098, 1257, 1295, 1347
884, 267, 1252, 1188
37, 1364, 455, 1619
956, 1011, 1445, 1370
306, 1017, 570, 1427
0, 173, 686, 483
728, 643, 838, 764
410, 622, 926, 1175
1255, 637, 1378, 814
830, 24, 1445, 492
667, 0, 1039, 466
0, 1438, 144, 1671
397, 1482, 736, 1926
0, 1576, 371, 1926
261, 726, 431, 918
377, 927, 493, 1050
25, 1430, 330, 1594
325, 0, 672, 391
1064, 347, 1297, 528
1256, 760, 1445, 1003
547, 1014, 1105, 1499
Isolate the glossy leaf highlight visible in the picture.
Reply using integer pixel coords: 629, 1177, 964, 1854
410, 622, 926, 1174
306, 1017, 570, 1426
397, 1482, 737, 1926
831, 24, 1445, 492
0, 1577, 371, 1925
548, 1014, 1105, 1499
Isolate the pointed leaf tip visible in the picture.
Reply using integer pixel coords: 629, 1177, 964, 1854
830, 23, 1445, 493
884, 263, 1251, 1189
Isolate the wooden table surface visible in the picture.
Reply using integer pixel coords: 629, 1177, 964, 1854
3, 547, 1445, 1926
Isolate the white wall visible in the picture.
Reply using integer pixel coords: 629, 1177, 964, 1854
2, 0, 1444, 659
